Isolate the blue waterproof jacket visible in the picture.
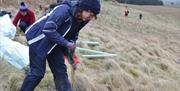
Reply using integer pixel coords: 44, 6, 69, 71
25, 0, 88, 60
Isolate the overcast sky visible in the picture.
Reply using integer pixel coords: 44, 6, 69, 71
162, 0, 180, 2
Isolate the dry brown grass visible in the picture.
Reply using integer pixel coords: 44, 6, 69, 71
77, 1, 180, 91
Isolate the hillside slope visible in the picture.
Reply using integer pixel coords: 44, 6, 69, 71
0, 1, 180, 91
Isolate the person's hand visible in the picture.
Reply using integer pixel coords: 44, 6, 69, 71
71, 63, 77, 70
67, 42, 76, 51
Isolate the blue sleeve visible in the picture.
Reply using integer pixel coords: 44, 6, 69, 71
42, 5, 70, 47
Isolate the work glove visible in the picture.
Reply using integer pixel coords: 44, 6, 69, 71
67, 42, 76, 51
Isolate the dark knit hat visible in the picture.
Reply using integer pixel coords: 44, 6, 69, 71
19, 2, 28, 12
78, 0, 101, 15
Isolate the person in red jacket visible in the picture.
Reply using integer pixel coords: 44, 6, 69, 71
13, 2, 35, 33
124, 6, 129, 17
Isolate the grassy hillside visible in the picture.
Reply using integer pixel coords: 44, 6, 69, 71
0, 0, 180, 91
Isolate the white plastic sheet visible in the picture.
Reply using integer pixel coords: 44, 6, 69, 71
0, 14, 29, 69
0, 36, 29, 69
0, 14, 16, 39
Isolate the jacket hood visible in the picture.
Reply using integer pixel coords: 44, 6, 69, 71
61, 0, 79, 16
62, 0, 79, 8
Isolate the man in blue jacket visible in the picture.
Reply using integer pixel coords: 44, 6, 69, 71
20, 0, 101, 91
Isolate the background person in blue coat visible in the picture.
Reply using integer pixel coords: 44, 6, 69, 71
20, 0, 101, 91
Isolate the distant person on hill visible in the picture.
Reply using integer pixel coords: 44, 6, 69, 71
20, 0, 101, 91
139, 13, 143, 20
124, 6, 129, 17
13, 2, 35, 33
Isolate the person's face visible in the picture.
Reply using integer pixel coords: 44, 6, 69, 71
20, 11, 27, 16
81, 10, 95, 21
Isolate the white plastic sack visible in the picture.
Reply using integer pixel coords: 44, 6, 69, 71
0, 36, 29, 69
0, 14, 16, 39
